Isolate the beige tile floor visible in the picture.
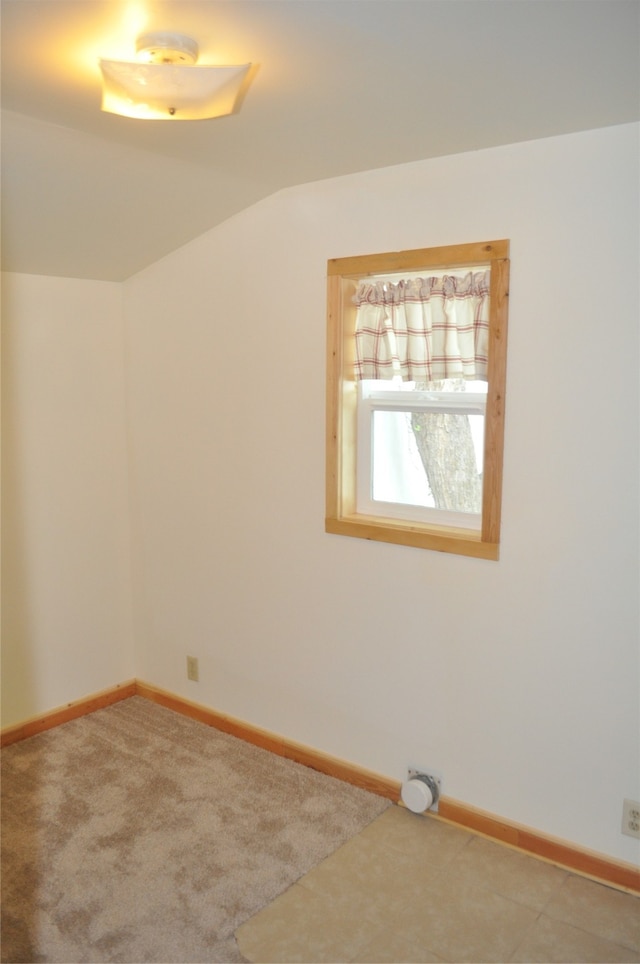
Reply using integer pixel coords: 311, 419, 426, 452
236, 806, 640, 964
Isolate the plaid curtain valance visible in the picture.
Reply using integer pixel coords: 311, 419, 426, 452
353, 270, 490, 382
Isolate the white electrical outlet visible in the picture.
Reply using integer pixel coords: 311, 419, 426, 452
186, 656, 199, 682
621, 799, 640, 839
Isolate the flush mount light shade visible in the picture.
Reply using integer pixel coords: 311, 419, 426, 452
99, 32, 251, 120
136, 31, 199, 65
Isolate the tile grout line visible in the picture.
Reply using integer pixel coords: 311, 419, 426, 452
505, 908, 544, 964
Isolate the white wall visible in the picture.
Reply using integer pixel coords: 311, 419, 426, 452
1, 274, 135, 724
2, 125, 637, 867
123, 124, 639, 864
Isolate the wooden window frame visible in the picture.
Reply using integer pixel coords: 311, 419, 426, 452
325, 240, 510, 560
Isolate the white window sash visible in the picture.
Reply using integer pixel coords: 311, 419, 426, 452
356, 383, 486, 530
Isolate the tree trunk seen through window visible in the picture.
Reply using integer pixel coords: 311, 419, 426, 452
410, 381, 482, 514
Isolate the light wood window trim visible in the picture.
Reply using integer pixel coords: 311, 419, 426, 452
326, 240, 510, 560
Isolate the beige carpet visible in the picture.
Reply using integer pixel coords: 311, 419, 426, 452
1, 696, 389, 963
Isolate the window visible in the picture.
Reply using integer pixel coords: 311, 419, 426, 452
326, 241, 510, 560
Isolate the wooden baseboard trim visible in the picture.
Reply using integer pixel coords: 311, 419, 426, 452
135, 680, 399, 801
435, 799, 640, 894
0, 680, 137, 747
3, 679, 638, 893
136, 682, 640, 894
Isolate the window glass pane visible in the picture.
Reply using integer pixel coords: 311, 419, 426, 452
371, 410, 433, 507
371, 408, 485, 513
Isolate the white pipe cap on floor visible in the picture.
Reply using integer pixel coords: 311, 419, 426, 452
401, 776, 434, 813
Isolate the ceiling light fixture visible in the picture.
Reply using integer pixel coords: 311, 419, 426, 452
99, 32, 251, 120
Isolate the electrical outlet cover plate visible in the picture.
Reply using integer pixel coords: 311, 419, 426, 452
622, 799, 640, 839
186, 656, 199, 682
407, 767, 442, 813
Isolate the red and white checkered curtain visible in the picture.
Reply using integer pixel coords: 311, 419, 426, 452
354, 271, 490, 382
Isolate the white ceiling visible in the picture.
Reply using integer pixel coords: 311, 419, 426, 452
2, 0, 638, 282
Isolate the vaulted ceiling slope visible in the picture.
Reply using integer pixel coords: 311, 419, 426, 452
2, 0, 638, 282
